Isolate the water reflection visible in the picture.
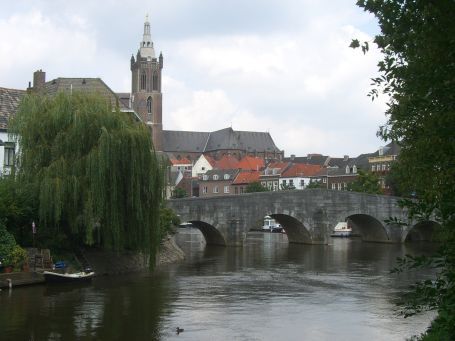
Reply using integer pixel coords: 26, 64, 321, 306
0, 229, 437, 341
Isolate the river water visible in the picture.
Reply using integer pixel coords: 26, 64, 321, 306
1, 229, 437, 341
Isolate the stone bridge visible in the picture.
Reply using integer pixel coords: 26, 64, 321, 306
167, 189, 439, 246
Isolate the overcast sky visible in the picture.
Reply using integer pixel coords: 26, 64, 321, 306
0, 0, 388, 157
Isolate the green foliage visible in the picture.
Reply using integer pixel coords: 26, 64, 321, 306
10, 245, 27, 270
245, 181, 268, 193
159, 207, 181, 240
347, 170, 382, 194
9, 92, 164, 255
171, 187, 187, 199
0, 176, 38, 245
0, 223, 17, 264
280, 183, 295, 190
356, 0, 455, 338
306, 180, 324, 189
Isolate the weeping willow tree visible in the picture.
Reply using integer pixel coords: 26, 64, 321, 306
9, 92, 163, 258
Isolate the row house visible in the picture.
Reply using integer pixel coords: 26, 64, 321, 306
260, 162, 291, 191
199, 169, 239, 197
310, 164, 359, 190
231, 170, 261, 195
0, 87, 25, 176
368, 141, 400, 192
279, 163, 322, 189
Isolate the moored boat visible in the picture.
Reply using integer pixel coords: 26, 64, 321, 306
330, 222, 352, 237
262, 216, 283, 233
43, 270, 95, 283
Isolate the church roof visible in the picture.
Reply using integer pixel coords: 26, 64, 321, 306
44, 78, 129, 110
0, 87, 26, 131
163, 127, 281, 154
162, 130, 210, 153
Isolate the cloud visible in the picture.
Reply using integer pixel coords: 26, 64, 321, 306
0, 2, 387, 157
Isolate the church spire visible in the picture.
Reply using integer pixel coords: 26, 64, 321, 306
140, 14, 155, 59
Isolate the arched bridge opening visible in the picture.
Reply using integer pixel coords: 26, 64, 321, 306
189, 220, 227, 246
347, 214, 390, 242
270, 214, 312, 244
405, 221, 441, 242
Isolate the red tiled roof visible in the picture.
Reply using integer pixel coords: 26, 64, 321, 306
170, 157, 192, 165
203, 154, 217, 167
281, 163, 322, 177
233, 170, 261, 184
266, 161, 290, 171
237, 156, 264, 171
214, 155, 239, 170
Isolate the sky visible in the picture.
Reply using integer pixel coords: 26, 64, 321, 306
0, 0, 388, 158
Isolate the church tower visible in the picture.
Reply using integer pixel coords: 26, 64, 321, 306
131, 15, 163, 151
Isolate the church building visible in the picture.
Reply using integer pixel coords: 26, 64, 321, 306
0, 17, 283, 171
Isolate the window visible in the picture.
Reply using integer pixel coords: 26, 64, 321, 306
235, 187, 238, 194
203, 186, 208, 194
213, 174, 219, 180
323, 178, 327, 184
371, 165, 376, 172
152, 71, 158, 91
382, 164, 386, 171
283, 180, 287, 185
202, 167, 205, 171
213, 186, 219, 193
338, 183, 342, 190
261, 181, 266, 187
240, 187, 244, 194
331, 183, 336, 190
224, 174, 230, 180
202, 175, 208, 180
300, 179, 305, 187
343, 182, 347, 189
147, 96, 152, 114
4, 146, 14, 166
289, 179, 294, 186
140, 71, 147, 90
346, 165, 350, 174
353, 165, 357, 174
224, 186, 230, 193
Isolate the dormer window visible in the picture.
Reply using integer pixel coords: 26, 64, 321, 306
345, 165, 350, 174
213, 174, 219, 180
353, 165, 357, 174
224, 174, 230, 180
202, 175, 208, 180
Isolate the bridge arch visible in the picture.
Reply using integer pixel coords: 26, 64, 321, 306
347, 214, 390, 242
188, 220, 227, 246
270, 214, 312, 244
404, 220, 441, 242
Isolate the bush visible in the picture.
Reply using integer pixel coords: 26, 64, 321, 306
10, 245, 27, 271
0, 222, 17, 265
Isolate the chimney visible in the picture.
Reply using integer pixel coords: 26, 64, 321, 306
343, 155, 349, 161
33, 69, 46, 90
290, 154, 295, 161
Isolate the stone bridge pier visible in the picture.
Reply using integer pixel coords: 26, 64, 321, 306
168, 189, 439, 246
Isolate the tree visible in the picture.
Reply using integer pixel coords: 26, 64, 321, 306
171, 187, 187, 199
354, 1, 455, 338
9, 92, 163, 258
245, 182, 268, 193
347, 170, 382, 194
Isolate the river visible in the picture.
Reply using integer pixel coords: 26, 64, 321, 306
1, 229, 437, 340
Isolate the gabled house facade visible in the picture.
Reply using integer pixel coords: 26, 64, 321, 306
192, 154, 216, 177
199, 169, 239, 197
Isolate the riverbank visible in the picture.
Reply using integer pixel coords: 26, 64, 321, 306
0, 234, 185, 289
